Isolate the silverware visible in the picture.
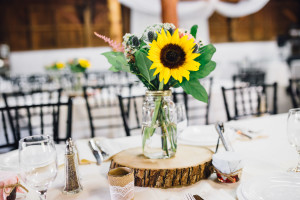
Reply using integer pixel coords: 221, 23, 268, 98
88, 139, 103, 165
95, 141, 109, 158
185, 193, 196, 200
193, 194, 204, 200
215, 121, 234, 152
236, 129, 252, 139
229, 127, 253, 139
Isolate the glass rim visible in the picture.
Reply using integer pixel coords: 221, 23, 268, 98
289, 108, 300, 113
146, 90, 172, 96
19, 135, 53, 145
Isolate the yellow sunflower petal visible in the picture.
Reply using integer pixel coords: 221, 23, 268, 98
180, 68, 190, 80
183, 61, 200, 71
171, 29, 179, 44
163, 68, 171, 84
177, 72, 183, 83
171, 69, 178, 80
153, 65, 163, 76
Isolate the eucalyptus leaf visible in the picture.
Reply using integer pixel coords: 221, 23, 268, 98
190, 25, 198, 38
102, 51, 130, 72
180, 79, 208, 103
135, 50, 156, 81
190, 61, 216, 79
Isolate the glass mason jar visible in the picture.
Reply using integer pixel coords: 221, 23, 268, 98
142, 90, 177, 159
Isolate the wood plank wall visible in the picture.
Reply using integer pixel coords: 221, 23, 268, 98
0, 0, 121, 51
0, 0, 299, 51
209, 0, 300, 43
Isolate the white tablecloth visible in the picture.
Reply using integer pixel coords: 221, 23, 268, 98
1, 113, 297, 200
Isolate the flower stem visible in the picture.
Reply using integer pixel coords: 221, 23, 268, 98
142, 81, 164, 149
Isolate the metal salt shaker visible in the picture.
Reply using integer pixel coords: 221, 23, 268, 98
63, 138, 83, 194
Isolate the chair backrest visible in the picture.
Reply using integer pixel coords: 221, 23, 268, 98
233, 71, 265, 87
173, 77, 213, 125
2, 89, 71, 143
0, 107, 18, 153
289, 78, 300, 108
117, 94, 144, 137
9, 74, 52, 92
221, 82, 277, 121
2, 98, 73, 144
2, 88, 63, 107
83, 84, 133, 137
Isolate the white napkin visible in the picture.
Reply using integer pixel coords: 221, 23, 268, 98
75, 136, 141, 165
212, 151, 244, 174
178, 125, 235, 146
197, 182, 235, 200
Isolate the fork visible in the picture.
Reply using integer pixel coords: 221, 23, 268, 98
95, 141, 109, 158
185, 193, 196, 200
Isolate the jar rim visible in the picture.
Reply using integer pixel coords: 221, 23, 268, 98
146, 90, 172, 96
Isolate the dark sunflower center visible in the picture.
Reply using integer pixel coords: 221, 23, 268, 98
160, 44, 186, 69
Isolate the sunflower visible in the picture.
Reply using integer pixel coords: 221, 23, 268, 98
78, 59, 91, 68
56, 62, 65, 69
147, 28, 200, 84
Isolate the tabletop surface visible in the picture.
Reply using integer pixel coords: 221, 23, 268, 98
1, 113, 296, 200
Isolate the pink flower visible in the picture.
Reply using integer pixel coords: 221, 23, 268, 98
178, 29, 196, 43
94, 32, 124, 52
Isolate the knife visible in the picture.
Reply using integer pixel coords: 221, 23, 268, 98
215, 121, 234, 152
88, 139, 103, 165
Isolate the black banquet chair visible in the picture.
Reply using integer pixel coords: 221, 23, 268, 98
117, 94, 144, 137
289, 78, 300, 108
1, 99, 73, 146
0, 106, 18, 153
173, 77, 213, 125
221, 82, 277, 121
2, 88, 73, 144
83, 84, 134, 138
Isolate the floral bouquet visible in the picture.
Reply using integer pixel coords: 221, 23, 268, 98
96, 23, 216, 158
67, 58, 91, 73
45, 62, 65, 71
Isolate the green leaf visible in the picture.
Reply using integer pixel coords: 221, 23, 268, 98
102, 51, 130, 72
108, 66, 119, 72
190, 25, 198, 38
190, 61, 216, 79
180, 79, 208, 103
135, 50, 156, 81
195, 44, 216, 65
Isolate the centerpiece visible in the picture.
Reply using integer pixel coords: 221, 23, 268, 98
67, 58, 91, 94
96, 23, 216, 159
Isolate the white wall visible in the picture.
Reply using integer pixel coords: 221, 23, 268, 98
10, 47, 112, 75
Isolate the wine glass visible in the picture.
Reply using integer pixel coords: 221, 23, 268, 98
19, 135, 58, 199
287, 108, 300, 172
176, 103, 188, 136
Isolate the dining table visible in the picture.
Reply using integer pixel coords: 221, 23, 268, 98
0, 113, 298, 200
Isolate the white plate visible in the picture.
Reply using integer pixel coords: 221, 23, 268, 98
0, 151, 19, 171
178, 124, 235, 146
241, 173, 300, 200
0, 145, 65, 171
236, 184, 247, 200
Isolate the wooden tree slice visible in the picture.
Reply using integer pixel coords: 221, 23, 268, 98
110, 145, 214, 188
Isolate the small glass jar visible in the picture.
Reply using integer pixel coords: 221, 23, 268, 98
142, 90, 177, 159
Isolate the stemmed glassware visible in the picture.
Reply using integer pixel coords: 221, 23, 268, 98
287, 108, 300, 172
19, 135, 58, 199
176, 103, 188, 136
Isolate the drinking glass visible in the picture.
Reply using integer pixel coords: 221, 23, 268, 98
19, 135, 58, 199
287, 108, 300, 172
176, 103, 187, 136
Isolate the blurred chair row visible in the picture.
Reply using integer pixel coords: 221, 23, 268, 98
3, 69, 299, 153
0, 89, 73, 153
